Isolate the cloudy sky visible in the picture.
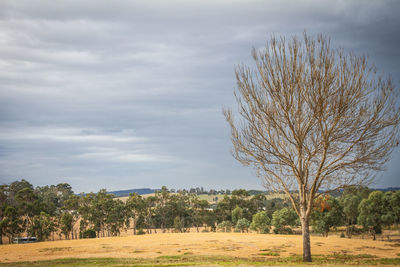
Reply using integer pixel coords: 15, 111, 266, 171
0, 0, 399, 193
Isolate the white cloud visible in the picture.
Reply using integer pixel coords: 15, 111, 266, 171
0, 127, 146, 143
76, 147, 176, 163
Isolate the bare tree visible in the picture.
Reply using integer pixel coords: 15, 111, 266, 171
224, 33, 399, 262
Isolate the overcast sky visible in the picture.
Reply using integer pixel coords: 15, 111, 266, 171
0, 0, 399, 193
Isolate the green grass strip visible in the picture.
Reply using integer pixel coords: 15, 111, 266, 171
1, 254, 400, 266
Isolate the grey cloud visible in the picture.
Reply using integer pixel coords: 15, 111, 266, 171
0, 0, 399, 192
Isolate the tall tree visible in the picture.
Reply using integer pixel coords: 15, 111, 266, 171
30, 211, 56, 242
63, 194, 80, 239
358, 190, 391, 240
60, 212, 74, 239
250, 211, 271, 233
249, 194, 267, 214
8, 180, 33, 203
215, 195, 234, 222
154, 186, 170, 232
143, 196, 156, 234
15, 187, 41, 232
389, 191, 400, 226
190, 196, 209, 232
0, 185, 8, 244
271, 207, 298, 234
340, 186, 369, 238
311, 195, 343, 237
1, 206, 23, 243
224, 33, 399, 261
231, 206, 243, 225
167, 192, 190, 232
105, 199, 126, 236
90, 190, 114, 237
126, 193, 145, 235
235, 218, 250, 233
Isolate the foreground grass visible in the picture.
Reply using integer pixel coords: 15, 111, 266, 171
1, 254, 400, 266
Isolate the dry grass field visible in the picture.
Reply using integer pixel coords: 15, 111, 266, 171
0, 232, 400, 266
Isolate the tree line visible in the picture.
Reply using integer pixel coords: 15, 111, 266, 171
0, 180, 399, 244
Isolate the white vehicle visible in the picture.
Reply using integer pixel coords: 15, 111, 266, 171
13, 237, 38, 244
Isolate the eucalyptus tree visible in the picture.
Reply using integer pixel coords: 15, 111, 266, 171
389, 191, 400, 226
190, 196, 209, 232
167, 192, 191, 231
358, 191, 386, 240
78, 193, 94, 236
224, 33, 399, 261
60, 212, 74, 239
15, 187, 41, 233
235, 218, 250, 233
311, 196, 343, 237
126, 193, 145, 235
231, 206, 243, 225
105, 199, 126, 236
0, 185, 8, 244
154, 186, 170, 232
271, 207, 298, 234
63, 194, 80, 239
340, 186, 369, 238
143, 196, 157, 234
249, 194, 267, 214
8, 180, 33, 204
30, 211, 56, 241
215, 195, 234, 222
36, 183, 73, 216
0, 206, 23, 243
250, 211, 271, 233
92, 190, 114, 237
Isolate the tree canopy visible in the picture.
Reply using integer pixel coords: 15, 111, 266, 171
224, 32, 399, 262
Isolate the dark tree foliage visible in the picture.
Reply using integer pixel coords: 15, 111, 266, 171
311, 195, 343, 237
0, 181, 398, 245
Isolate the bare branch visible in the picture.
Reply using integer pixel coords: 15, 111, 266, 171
224, 32, 399, 262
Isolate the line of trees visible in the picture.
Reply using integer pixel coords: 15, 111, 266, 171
1, 180, 399, 244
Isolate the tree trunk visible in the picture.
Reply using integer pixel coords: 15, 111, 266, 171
346, 224, 351, 238
300, 213, 312, 262
371, 228, 376, 240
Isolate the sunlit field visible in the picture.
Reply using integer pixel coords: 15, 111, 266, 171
1, 232, 399, 266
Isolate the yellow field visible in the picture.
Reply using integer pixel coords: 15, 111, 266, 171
0, 232, 399, 263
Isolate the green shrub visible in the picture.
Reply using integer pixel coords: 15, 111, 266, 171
217, 221, 233, 232
137, 228, 145, 235
235, 218, 250, 233
232, 206, 243, 225
273, 227, 293, 234
271, 207, 298, 234
80, 228, 96, 238
173, 216, 183, 232
250, 211, 271, 234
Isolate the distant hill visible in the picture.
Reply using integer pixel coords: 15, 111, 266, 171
104, 186, 400, 198
374, 187, 400, 192
108, 188, 155, 197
